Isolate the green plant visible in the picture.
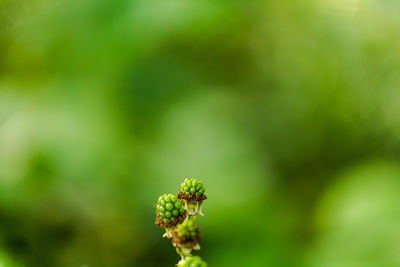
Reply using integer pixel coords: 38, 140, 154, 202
177, 256, 207, 267
177, 178, 207, 216
155, 178, 207, 266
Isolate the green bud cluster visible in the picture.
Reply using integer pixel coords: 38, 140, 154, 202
176, 219, 197, 239
178, 256, 207, 267
156, 194, 185, 222
180, 178, 206, 196
155, 177, 207, 266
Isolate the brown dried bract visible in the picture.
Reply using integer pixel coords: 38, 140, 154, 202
172, 225, 201, 249
177, 192, 207, 202
155, 211, 187, 229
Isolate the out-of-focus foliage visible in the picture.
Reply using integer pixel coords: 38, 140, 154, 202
0, 251, 18, 267
310, 162, 400, 267
0, 0, 399, 266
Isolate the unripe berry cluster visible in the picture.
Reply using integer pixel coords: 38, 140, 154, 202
155, 194, 186, 228
172, 218, 201, 252
154, 177, 207, 266
177, 219, 197, 239
178, 256, 207, 267
180, 178, 206, 197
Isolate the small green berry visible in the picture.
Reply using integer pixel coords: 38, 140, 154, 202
175, 201, 182, 209
166, 203, 174, 211
158, 206, 165, 213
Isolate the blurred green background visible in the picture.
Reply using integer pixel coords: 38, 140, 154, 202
1, 0, 400, 266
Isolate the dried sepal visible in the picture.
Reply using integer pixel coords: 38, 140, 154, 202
180, 199, 205, 216
177, 191, 207, 202
155, 211, 187, 229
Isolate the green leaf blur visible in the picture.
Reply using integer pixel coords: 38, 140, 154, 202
0, 0, 399, 266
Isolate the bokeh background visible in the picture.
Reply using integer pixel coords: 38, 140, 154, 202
1, 0, 400, 266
